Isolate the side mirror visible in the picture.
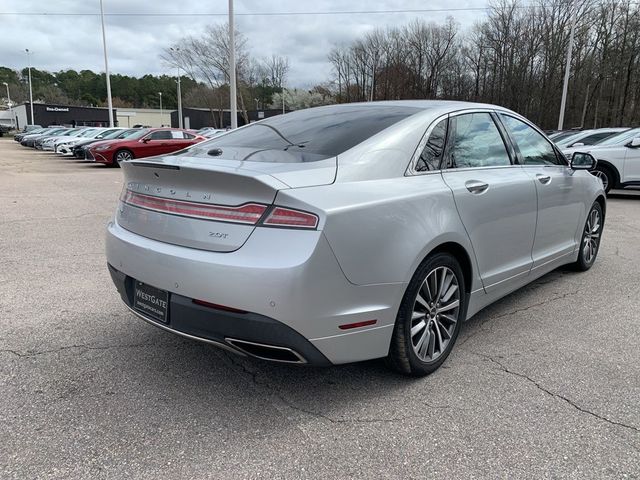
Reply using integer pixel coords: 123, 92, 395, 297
627, 137, 640, 148
571, 152, 597, 170
142, 137, 150, 143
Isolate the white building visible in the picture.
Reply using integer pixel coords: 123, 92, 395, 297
116, 108, 173, 128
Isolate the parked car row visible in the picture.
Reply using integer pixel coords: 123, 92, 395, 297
550, 127, 640, 193
15, 126, 206, 166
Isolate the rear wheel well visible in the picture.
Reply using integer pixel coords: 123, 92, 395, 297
427, 242, 473, 294
595, 161, 619, 187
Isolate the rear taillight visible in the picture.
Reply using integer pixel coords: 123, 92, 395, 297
120, 189, 319, 229
262, 207, 319, 229
121, 190, 267, 224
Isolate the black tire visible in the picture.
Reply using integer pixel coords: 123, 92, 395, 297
387, 252, 467, 377
114, 149, 134, 167
571, 202, 604, 271
591, 165, 614, 194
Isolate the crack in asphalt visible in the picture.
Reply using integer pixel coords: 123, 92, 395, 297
476, 353, 640, 435
221, 351, 451, 425
459, 289, 580, 347
0, 342, 154, 358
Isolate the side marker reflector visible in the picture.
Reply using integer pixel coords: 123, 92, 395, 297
338, 320, 378, 330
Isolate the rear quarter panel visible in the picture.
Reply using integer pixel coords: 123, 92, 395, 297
275, 174, 480, 289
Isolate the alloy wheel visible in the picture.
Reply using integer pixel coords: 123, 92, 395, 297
583, 207, 601, 264
410, 266, 460, 362
591, 170, 608, 191
116, 150, 132, 163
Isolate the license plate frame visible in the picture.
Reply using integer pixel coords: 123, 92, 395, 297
133, 281, 169, 323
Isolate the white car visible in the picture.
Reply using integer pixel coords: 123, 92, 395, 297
54, 128, 112, 155
562, 127, 640, 192
554, 128, 629, 150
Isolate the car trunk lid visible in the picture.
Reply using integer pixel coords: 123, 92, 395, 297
117, 153, 335, 252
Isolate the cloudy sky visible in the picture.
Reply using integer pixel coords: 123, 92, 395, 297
1, 0, 488, 87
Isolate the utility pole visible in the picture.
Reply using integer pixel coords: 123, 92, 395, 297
558, 0, 578, 131
177, 68, 183, 128
158, 92, 163, 126
169, 47, 183, 129
3, 82, 14, 129
282, 88, 285, 115
25, 49, 34, 125
229, 0, 237, 129
99, 0, 114, 127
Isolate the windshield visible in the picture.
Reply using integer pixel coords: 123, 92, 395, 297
46, 129, 68, 135
185, 105, 421, 162
554, 131, 584, 147
549, 131, 577, 142
78, 128, 99, 137
67, 129, 87, 137
116, 129, 143, 139
124, 128, 151, 140
555, 131, 593, 147
95, 129, 121, 139
593, 128, 640, 146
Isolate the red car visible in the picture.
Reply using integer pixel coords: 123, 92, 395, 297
88, 128, 205, 166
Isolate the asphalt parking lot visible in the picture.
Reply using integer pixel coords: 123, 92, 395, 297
1, 137, 639, 479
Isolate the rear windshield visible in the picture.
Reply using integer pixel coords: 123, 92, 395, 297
185, 105, 421, 162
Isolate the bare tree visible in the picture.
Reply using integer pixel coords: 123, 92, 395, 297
327, 0, 640, 129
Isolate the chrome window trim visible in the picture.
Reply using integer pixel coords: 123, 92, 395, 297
441, 164, 522, 174
406, 108, 519, 176
497, 112, 568, 166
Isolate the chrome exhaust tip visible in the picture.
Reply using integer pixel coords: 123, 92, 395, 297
225, 338, 307, 364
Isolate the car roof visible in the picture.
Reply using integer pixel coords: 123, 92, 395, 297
333, 99, 510, 112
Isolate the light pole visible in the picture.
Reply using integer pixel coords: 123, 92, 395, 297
282, 88, 286, 115
558, 0, 578, 130
229, 0, 237, 129
254, 98, 259, 110
3, 82, 14, 129
170, 47, 183, 129
158, 92, 163, 126
25, 49, 34, 125
99, 0, 114, 127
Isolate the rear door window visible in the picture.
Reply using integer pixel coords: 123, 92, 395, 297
446, 113, 511, 169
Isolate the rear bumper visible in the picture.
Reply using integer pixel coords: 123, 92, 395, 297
106, 219, 406, 365
108, 263, 332, 365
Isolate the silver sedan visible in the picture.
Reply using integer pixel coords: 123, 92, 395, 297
106, 101, 605, 376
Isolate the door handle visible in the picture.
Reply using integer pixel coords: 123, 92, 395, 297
465, 180, 489, 194
536, 174, 551, 184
